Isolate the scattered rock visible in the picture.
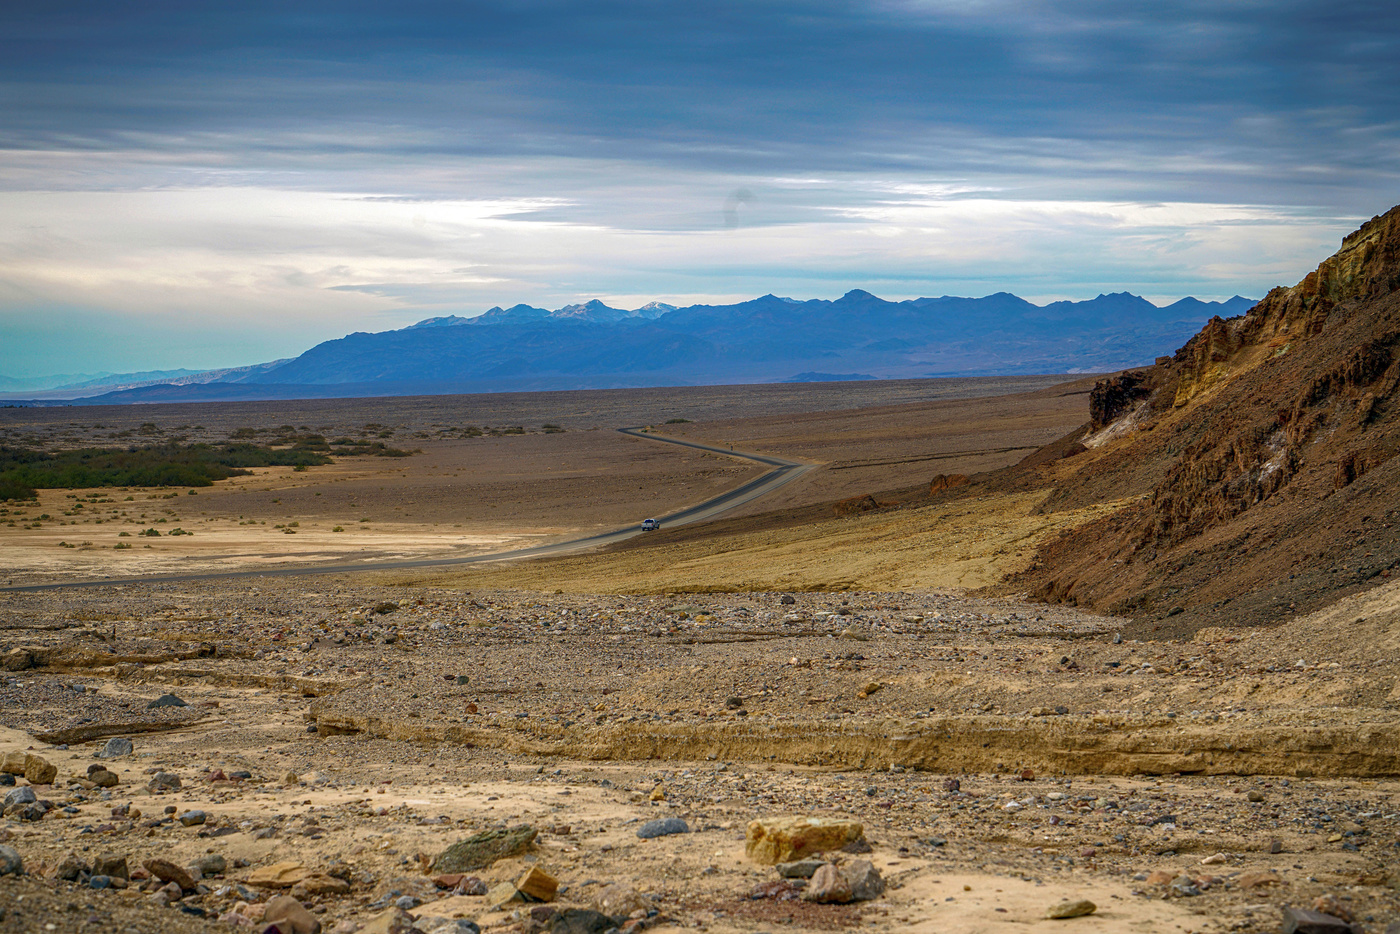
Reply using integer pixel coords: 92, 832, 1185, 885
1045, 899, 1097, 919
1280, 907, 1355, 934
89, 768, 119, 788
801, 859, 884, 903
191, 854, 225, 876
844, 859, 885, 901
93, 854, 128, 881
95, 737, 133, 758
780, 594, 796, 605
746, 816, 865, 864
246, 860, 309, 888
432, 825, 537, 873
359, 907, 421, 934
146, 771, 181, 793
1311, 894, 1355, 924
3, 786, 36, 808
1238, 870, 1282, 889
263, 894, 322, 934
776, 859, 826, 879
143, 857, 197, 892
292, 873, 351, 897
56, 852, 88, 881
23, 755, 56, 785
486, 880, 523, 908
516, 864, 558, 902
549, 908, 617, 934
636, 817, 689, 839
147, 693, 188, 709
801, 863, 852, 904
593, 883, 648, 916
0, 752, 25, 775
179, 809, 207, 826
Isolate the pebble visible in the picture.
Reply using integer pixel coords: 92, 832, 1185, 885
147, 693, 188, 709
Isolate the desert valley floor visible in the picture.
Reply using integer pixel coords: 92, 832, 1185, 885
1, 376, 1398, 934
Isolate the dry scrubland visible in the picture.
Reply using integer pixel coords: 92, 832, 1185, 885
1, 368, 1399, 933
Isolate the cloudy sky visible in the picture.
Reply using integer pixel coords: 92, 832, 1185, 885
2, 0, 1397, 378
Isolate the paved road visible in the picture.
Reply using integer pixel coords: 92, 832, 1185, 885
0, 428, 815, 593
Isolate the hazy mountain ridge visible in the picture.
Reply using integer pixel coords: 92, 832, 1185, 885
10, 290, 1256, 403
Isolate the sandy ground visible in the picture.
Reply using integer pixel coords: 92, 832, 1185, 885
3, 581, 1399, 934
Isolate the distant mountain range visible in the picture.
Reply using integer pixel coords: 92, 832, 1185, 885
6, 290, 1257, 404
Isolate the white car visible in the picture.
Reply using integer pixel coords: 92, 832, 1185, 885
640, 518, 660, 531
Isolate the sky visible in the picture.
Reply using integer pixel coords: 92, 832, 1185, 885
2, 0, 1398, 379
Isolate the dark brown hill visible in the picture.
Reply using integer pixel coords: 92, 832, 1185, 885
994, 204, 1400, 638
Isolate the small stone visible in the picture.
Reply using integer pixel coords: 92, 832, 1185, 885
432, 825, 537, 873
245, 861, 309, 888
724, 696, 744, 709
516, 864, 558, 902
1238, 871, 1282, 889
1247, 790, 1265, 802
1045, 899, 1097, 919
95, 737, 133, 759
942, 778, 960, 793
89, 875, 112, 889
147, 693, 188, 709
89, 768, 119, 788
93, 854, 129, 881
1280, 906, 1353, 934
393, 895, 421, 910
780, 594, 796, 604
593, 882, 647, 916
3, 786, 36, 808
802, 863, 853, 903
0, 751, 26, 775
56, 852, 89, 881
146, 771, 181, 793
293, 872, 351, 898
191, 854, 226, 876
0, 845, 22, 877
636, 817, 689, 839
776, 859, 826, 879
648, 785, 666, 801
856, 681, 882, 697
1199, 852, 1226, 865
1311, 895, 1354, 924
179, 809, 207, 826
358, 907, 418, 934
263, 894, 321, 934
486, 880, 522, 907
1270, 839, 1284, 854
746, 816, 865, 864
550, 908, 616, 934
143, 857, 197, 892
844, 859, 886, 901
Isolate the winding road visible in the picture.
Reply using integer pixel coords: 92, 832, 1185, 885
1, 428, 815, 593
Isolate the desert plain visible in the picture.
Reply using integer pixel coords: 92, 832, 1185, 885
1, 375, 1398, 934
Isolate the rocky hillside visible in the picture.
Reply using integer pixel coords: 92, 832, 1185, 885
998, 204, 1400, 638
